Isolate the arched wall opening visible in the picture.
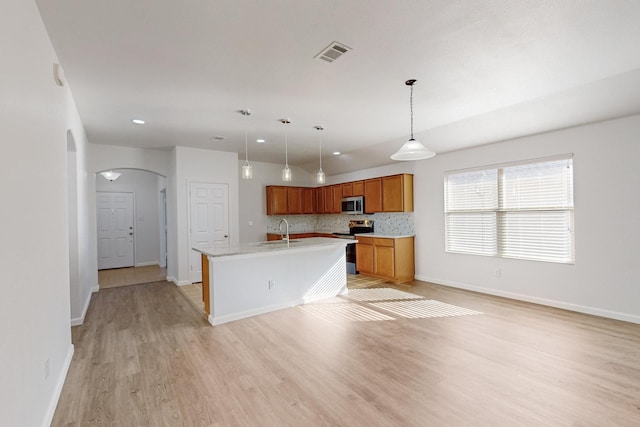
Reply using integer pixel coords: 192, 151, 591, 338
95, 168, 168, 287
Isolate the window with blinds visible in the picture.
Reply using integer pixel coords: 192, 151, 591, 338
444, 155, 574, 263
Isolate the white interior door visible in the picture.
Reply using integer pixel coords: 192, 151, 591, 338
97, 192, 134, 270
189, 182, 229, 283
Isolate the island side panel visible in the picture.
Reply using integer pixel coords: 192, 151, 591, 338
201, 253, 210, 315
208, 246, 347, 325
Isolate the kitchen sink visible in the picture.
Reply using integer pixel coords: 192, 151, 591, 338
255, 239, 302, 246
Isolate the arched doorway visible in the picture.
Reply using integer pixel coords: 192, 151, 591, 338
95, 168, 168, 288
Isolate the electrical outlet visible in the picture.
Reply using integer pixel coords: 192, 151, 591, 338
268, 280, 275, 290
495, 268, 501, 278
44, 359, 50, 380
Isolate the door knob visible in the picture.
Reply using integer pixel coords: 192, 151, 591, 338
224, 235, 228, 238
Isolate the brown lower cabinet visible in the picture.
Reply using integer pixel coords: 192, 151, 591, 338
356, 236, 414, 283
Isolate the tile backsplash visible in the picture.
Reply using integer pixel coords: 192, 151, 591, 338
266, 213, 414, 236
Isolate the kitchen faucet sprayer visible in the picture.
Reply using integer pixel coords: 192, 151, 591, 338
279, 218, 290, 247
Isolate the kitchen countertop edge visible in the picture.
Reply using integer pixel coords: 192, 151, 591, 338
193, 237, 352, 260
354, 233, 415, 239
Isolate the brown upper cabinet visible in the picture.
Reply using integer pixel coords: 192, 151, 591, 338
266, 186, 312, 215
302, 188, 316, 214
265, 174, 412, 215
319, 185, 341, 214
266, 186, 288, 215
341, 182, 353, 197
322, 186, 334, 213
332, 184, 342, 213
287, 187, 303, 214
352, 180, 364, 196
382, 174, 413, 212
364, 178, 382, 213
316, 186, 326, 214
342, 181, 364, 198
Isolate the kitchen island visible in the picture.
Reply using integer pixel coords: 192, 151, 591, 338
193, 237, 351, 325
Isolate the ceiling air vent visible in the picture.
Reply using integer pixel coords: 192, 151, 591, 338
314, 41, 351, 63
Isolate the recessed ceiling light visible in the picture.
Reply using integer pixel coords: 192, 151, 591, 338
132, 119, 145, 125
333, 151, 341, 155
256, 138, 266, 143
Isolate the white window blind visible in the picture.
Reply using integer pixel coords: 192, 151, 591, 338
445, 156, 574, 263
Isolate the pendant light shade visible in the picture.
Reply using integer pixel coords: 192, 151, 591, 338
391, 79, 436, 161
282, 166, 292, 182
239, 109, 253, 179
314, 125, 326, 184
100, 170, 122, 181
281, 119, 292, 182
242, 162, 253, 179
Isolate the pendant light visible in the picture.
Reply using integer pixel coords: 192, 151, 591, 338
281, 119, 292, 182
239, 109, 253, 179
391, 79, 436, 161
100, 170, 121, 181
314, 125, 326, 184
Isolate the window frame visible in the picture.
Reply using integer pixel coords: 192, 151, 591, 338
444, 154, 575, 264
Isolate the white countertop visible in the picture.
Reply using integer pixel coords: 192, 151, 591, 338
193, 237, 351, 258
354, 233, 415, 239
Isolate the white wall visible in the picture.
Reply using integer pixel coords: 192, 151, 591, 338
414, 115, 640, 323
170, 147, 240, 284
89, 144, 170, 177
327, 161, 415, 184
96, 169, 166, 267
67, 113, 95, 328
0, 1, 80, 425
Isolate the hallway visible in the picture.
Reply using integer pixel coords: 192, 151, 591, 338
98, 265, 167, 289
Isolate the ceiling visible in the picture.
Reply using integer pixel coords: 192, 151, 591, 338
36, 0, 640, 175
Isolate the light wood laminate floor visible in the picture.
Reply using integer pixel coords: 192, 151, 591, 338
98, 265, 167, 289
52, 279, 640, 426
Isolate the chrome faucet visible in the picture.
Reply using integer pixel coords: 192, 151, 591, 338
279, 218, 290, 246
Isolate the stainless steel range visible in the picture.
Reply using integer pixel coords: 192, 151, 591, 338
332, 220, 374, 274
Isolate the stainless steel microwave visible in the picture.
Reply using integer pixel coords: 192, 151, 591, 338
341, 196, 364, 215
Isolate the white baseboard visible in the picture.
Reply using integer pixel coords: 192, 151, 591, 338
135, 261, 159, 267
166, 276, 191, 286
42, 344, 74, 427
207, 286, 348, 326
70, 285, 97, 326
208, 298, 304, 326
415, 274, 640, 325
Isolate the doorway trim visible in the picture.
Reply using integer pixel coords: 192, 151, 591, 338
187, 181, 230, 284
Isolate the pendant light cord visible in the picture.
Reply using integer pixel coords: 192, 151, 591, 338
319, 132, 322, 169
285, 130, 288, 167
409, 83, 414, 140
244, 128, 249, 162
240, 109, 251, 163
